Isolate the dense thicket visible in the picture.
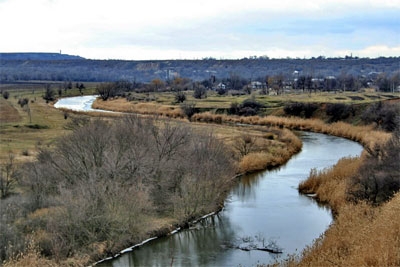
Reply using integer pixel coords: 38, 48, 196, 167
283, 102, 319, 118
228, 98, 266, 116
0, 116, 235, 262
361, 101, 400, 131
348, 120, 400, 204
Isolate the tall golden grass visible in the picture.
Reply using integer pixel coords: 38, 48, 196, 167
298, 156, 363, 213
93, 99, 391, 150
286, 146, 400, 266
92, 98, 185, 118
238, 128, 302, 173
288, 192, 400, 267
192, 112, 391, 150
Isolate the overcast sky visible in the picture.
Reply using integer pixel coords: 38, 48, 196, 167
1, 0, 399, 60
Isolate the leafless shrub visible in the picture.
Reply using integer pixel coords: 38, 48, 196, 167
15, 115, 234, 262
233, 134, 256, 157
0, 153, 20, 198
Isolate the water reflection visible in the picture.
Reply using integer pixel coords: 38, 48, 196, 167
105, 215, 238, 267
233, 173, 264, 202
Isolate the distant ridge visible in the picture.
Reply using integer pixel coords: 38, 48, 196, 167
0, 54, 398, 83
0, 52, 84, 61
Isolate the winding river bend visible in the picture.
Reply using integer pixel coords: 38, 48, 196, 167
54, 97, 363, 266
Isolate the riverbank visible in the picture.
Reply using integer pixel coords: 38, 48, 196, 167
285, 122, 400, 266
101, 132, 360, 266
2, 107, 303, 267
93, 97, 391, 150
93, 98, 399, 266
2, 94, 395, 266
288, 159, 400, 266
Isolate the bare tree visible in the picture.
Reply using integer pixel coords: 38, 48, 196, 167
0, 153, 19, 198
18, 116, 235, 261
233, 134, 257, 157
43, 84, 55, 102
96, 83, 116, 100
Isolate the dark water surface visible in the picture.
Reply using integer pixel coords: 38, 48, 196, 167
98, 132, 363, 267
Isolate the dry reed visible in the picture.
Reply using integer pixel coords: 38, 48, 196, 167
92, 98, 185, 118
298, 156, 363, 212
192, 112, 391, 150
294, 193, 400, 267
238, 128, 302, 173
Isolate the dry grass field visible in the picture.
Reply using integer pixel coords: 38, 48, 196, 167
95, 90, 399, 114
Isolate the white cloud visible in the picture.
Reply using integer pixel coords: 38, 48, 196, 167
1, 0, 399, 59
353, 45, 400, 58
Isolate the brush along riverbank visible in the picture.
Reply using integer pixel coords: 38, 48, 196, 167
94, 96, 398, 266
3, 92, 395, 266
1, 114, 302, 266
284, 124, 400, 267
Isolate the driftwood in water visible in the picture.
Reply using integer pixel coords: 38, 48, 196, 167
223, 236, 283, 254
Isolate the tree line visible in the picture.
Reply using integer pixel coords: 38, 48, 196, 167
1, 56, 399, 83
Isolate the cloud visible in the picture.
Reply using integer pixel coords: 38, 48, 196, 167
1, 0, 399, 59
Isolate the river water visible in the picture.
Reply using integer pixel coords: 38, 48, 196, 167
99, 133, 363, 267
54, 95, 102, 112
54, 96, 363, 266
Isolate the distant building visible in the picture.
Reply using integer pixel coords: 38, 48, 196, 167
167, 69, 179, 80
251, 81, 264, 89
217, 82, 226, 90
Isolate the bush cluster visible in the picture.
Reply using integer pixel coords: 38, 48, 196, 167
326, 103, 354, 122
2, 90, 9, 99
229, 98, 265, 116
17, 98, 29, 108
361, 101, 399, 131
284, 102, 319, 118
348, 123, 400, 204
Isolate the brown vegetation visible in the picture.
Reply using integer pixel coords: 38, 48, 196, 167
0, 98, 21, 123
191, 112, 391, 150
1, 116, 236, 265
289, 124, 400, 266
92, 98, 185, 118
284, 193, 400, 267
3, 87, 397, 266
238, 128, 302, 173
299, 157, 363, 213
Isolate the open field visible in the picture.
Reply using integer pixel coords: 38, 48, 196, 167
94, 90, 400, 117
0, 84, 99, 162
3, 86, 396, 164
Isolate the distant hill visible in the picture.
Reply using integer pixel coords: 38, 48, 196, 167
0, 52, 84, 61
0, 53, 399, 83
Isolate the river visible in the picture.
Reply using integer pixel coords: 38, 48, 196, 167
54, 96, 364, 266
54, 95, 104, 112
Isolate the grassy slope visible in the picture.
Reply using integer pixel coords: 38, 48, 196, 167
0, 86, 99, 163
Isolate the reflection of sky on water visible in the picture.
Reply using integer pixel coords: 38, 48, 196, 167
99, 131, 363, 267
54, 95, 112, 113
